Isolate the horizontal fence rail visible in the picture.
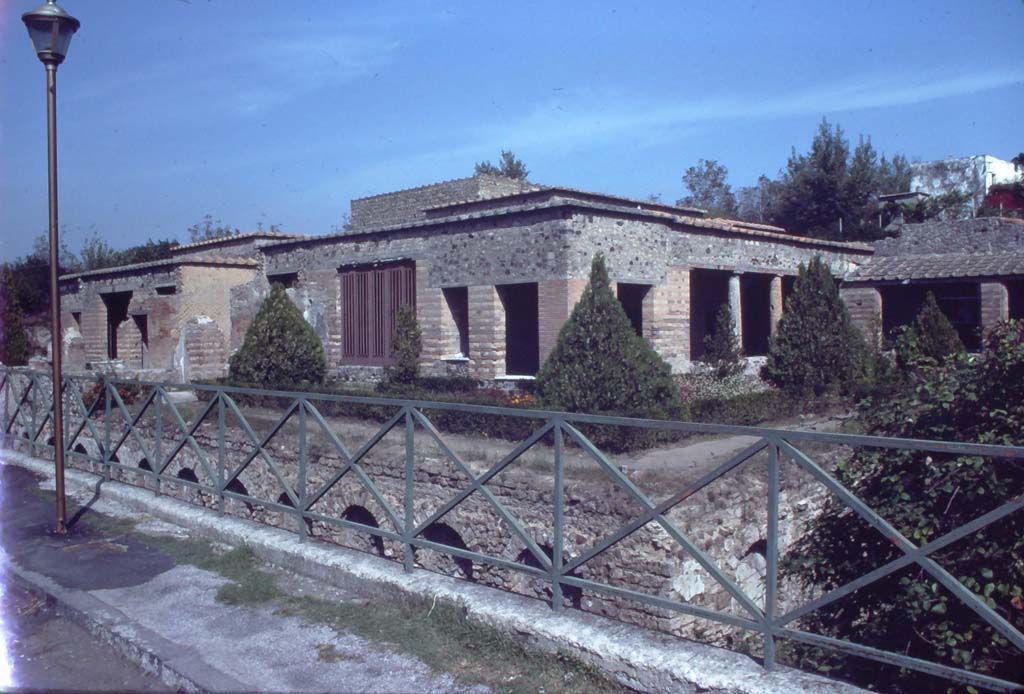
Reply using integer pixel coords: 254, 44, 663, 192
1, 366, 1022, 692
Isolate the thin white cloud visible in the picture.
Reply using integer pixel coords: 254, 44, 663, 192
466, 67, 1024, 153
66, 31, 400, 116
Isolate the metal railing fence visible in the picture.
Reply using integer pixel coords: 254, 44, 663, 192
1, 366, 1022, 692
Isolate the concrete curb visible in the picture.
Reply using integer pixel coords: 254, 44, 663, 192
5, 451, 866, 694
5, 558, 243, 693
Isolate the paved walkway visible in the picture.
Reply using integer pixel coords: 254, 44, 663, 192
0, 461, 483, 694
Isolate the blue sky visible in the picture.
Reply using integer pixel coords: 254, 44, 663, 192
2, 0, 1021, 261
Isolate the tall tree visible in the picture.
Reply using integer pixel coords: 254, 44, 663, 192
774, 119, 851, 239
737, 175, 782, 224
474, 150, 529, 180
770, 119, 910, 241
677, 159, 738, 217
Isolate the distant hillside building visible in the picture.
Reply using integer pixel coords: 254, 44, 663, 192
910, 155, 1022, 218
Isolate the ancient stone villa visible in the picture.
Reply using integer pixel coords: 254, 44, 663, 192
56, 174, 1024, 382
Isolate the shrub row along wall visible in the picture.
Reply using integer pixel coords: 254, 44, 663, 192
4, 377, 829, 646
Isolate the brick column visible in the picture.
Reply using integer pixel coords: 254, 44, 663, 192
81, 292, 108, 363
839, 286, 882, 344
415, 262, 448, 366
980, 282, 1009, 334
769, 276, 784, 336
645, 267, 690, 368
538, 279, 587, 364
468, 285, 505, 379
728, 273, 743, 345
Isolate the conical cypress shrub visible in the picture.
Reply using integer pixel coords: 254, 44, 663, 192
536, 254, 682, 420
762, 256, 868, 396
894, 291, 964, 369
228, 284, 325, 387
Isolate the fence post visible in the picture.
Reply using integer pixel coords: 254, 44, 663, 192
217, 390, 225, 515
552, 418, 565, 612
404, 406, 415, 573
29, 374, 37, 457
154, 388, 162, 497
764, 439, 780, 670
2, 372, 8, 443
297, 398, 307, 541
103, 375, 112, 481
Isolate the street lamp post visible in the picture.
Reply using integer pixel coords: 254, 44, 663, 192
22, 0, 80, 535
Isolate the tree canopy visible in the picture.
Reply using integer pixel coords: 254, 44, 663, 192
474, 150, 529, 180
677, 159, 738, 217
771, 120, 911, 240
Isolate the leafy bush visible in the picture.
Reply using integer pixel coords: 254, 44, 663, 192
894, 291, 964, 370
0, 266, 29, 365
385, 304, 421, 385
228, 285, 325, 388
536, 254, 683, 421
762, 256, 869, 396
701, 303, 744, 378
786, 320, 1024, 690
689, 390, 803, 426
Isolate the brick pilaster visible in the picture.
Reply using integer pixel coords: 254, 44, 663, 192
538, 279, 587, 364
468, 285, 505, 379
646, 267, 690, 368
980, 282, 1009, 334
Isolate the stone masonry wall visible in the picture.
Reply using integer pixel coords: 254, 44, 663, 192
178, 266, 258, 353
264, 206, 867, 377
349, 175, 537, 230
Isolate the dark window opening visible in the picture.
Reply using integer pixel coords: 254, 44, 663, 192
101, 291, 132, 359
497, 283, 539, 376
443, 287, 470, 356
71, 311, 82, 328
1009, 281, 1024, 320
268, 272, 299, 289
341, 262, 416, 366
138, 458, 152, 471
881, 282, 982, 350
155, 285, 177, 295
225, 478, 254, 512
617, 283, 650, 338
342, 505, 385, 556
740, 274, 772, 356
279, 493, 315, 535
515, 544, 583, 609
419, 522, 473, 580
782, 276, 796, 307
689, 270, 730, 360
132, 314, 149, 368
176, 467, 199, 483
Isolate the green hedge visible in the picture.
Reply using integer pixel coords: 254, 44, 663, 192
689, 389, 803, 426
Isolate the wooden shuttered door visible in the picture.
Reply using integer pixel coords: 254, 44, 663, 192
341, 262, 415, 365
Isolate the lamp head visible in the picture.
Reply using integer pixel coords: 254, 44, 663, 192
22, 0, 80, 66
